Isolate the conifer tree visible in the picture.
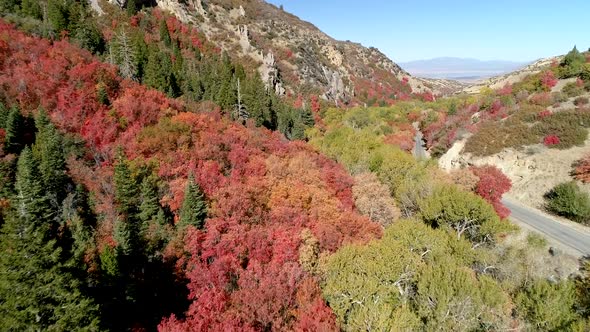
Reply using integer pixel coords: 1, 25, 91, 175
144, 48, 172, 92
0, 213, 101, 330
14, 147, 53, 224
113, 151, 141, 257
0, 101, 8, 129
126, 0, 138, 16
4, 105, 24, 154
179, 174, 207, 229
159, 19, 171, 47
20, 0, 42, 19
139, 176, 160, 224
47, 0, 69, 33
114, 152, 139, 218
300, 107, 315, 127
33, 110, 67, 207
0, 147, 100, 330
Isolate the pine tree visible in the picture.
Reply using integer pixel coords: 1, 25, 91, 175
113, 151, 142, 259
20, 0, 42, 19
179, 174, 207, 229
0, 0, 19, 13
14, 147, 53, 224
216, 53, 237, 110
114, 151, 139, 218
126, 0, 138, 16
144, 48, 171, 92
71, 9, 105, 54
33, 109, 67, 208
159, 19, 171, 47
139, 176, 160, 224
47, 0, 69, 33
4, 105, 24, 154
0, 214, 101, 330
300, 107, 315, 127
0, 101, 8, 129
0, 147, 100, 330
243, 74, 269, 126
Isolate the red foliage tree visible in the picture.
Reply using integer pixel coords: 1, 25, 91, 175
540, 70, 558, 90
470, 166, 512, 219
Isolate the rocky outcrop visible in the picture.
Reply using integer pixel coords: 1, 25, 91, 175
237, 25, 251, 53
259, 52, 285, 96
322, 67, 350, 105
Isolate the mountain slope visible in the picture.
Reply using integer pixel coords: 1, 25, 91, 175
103, 0, 437, 104
0, 18, 380, 330
462, 56, 562, 94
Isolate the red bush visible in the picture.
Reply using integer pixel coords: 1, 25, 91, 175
470, 166, 512, 218
543, 135, 560, 146
540, 70, 558, 90
538, 109, 552, 119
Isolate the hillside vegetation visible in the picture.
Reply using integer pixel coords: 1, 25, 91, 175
0, 1, 589, 331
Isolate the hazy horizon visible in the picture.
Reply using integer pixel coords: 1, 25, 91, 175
267, 0, 590, 63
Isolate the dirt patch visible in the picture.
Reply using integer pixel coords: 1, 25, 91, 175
439, 137, 590, 208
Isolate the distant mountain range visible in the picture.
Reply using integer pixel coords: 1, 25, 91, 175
399, 57, 529, 82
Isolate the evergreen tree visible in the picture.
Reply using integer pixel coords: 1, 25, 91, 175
132, 30, 149, 81
561, 46, 587, 78
0, 147, 100, 330
14, 147, 53, 224
179, 174, 207, 229
144, 48, 171, 92
114, 152, 139, 218
215, 53, 237, 110
300, 107, 315, 127
71, 11, 105, 54
4, 105, 24, 154
47, 0, 69, 33
0, 214, 101, 330
0, 101, 8, 129
139, 176, 160, 224
159, 19, 171, 47
0, 0, 19, 13
20, 0, 42, 19
33, 109, 67, 208
113, 151, 142, 259
126, 0, 138, 16
243, 74, 270, 126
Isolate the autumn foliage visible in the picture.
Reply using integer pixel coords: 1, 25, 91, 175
544, 135, 561, 146
470, 166, 512, 219
574, 155, 590, 183
0, 20, 381, 330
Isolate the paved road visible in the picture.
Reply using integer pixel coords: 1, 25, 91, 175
412, 123, 428, 159
503, 198, 590, 256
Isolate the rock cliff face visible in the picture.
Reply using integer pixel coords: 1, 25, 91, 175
103, 0, 436, 105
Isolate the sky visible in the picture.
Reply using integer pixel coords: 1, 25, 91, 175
266, 0, 590, 63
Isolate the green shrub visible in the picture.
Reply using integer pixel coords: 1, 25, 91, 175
464, 120, 539, 156
516, 279, 580, 331
545, 181, 590, 223
533, 111, 590, 149
418, 185, 509, 244
526, 233, 548, 249
563, 82, 585, 98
